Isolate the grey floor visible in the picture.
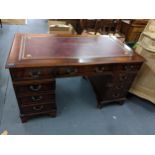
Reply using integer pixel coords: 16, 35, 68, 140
0, 19, 155, 135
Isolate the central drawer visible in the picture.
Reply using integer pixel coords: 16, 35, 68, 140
54, 64, 114, 77
116, 63, 142, 72
79, 64, 114, 74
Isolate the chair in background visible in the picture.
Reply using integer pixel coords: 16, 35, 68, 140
80, 19, 118, 35
119, 19, 148, 43
94, 19, 115, 34
48, 20, 75, 34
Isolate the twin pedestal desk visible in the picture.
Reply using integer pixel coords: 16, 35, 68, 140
6, 33, 144, 122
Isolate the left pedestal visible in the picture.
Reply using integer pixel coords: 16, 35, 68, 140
10, 68, 57, 123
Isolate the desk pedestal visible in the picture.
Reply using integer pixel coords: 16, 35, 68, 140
89, 70, 138, 108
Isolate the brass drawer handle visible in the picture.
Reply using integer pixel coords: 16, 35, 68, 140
31, 96, 43, 102
29, 85, 42, 91
29, 70, 41, 78
95, 67, 105, 73
33, 105, 44, 111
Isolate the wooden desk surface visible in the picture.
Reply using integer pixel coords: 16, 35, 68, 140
6, 33, 143, 68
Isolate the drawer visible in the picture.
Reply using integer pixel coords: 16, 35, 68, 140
112, 82, 131, 91
79, 64, 114, 74
96, 80, 132, 100
14, 81, 55, 96
10, 68, 55, 81
20, 104, 56, 115
117, 63, 142, 72
54, 67, 79, 77
111, 90, 128, 99
18, 93, 55, 106
116, 72, 137, 83
54, 64, 114, 77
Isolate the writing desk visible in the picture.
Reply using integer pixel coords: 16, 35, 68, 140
6, 33, 144, 122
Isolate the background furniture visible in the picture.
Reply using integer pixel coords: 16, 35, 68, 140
61, 19, 119, 35
48, 19, 83, 34
79, 19, 117, 35
48, 19, 148, 42
120, 19, 148, 43
50, 19, 125, 43
48, 20, 75, 34
1, 19, 26, 25
130, 20, 155, 104
6, 33, 143, 122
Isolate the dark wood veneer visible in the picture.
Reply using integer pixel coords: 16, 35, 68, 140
6, 33, 144, 122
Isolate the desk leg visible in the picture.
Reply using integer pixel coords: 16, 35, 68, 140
20, 115, 29, 123
48, 111, 57, 117
20, 109, 57, 123
82, 76, 88, 80
96, 99, 125, 108
118, 100, 125, 105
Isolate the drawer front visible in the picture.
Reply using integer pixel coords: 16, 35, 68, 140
116, 72, 137, 84
10, 68, 55, 81
79, 64, 114, 74
18, 93, 55, 106
97, 83, 128, 99
54, 67, 79, 77
111, 89, 128, 98
20, 104, 56, 115
10, 64, 142, 80
112, 83, 130, 92
14, 82, 55, 96
116, 63, 142, 72
54, 64, 114, 77
106, 91, 127, 100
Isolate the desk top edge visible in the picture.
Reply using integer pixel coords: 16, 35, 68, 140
6, 33, 144, 68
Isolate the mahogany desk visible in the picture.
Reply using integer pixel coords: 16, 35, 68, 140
6, 33, 144, 122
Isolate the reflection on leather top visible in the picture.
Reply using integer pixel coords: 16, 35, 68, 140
20, 35, 133, 60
